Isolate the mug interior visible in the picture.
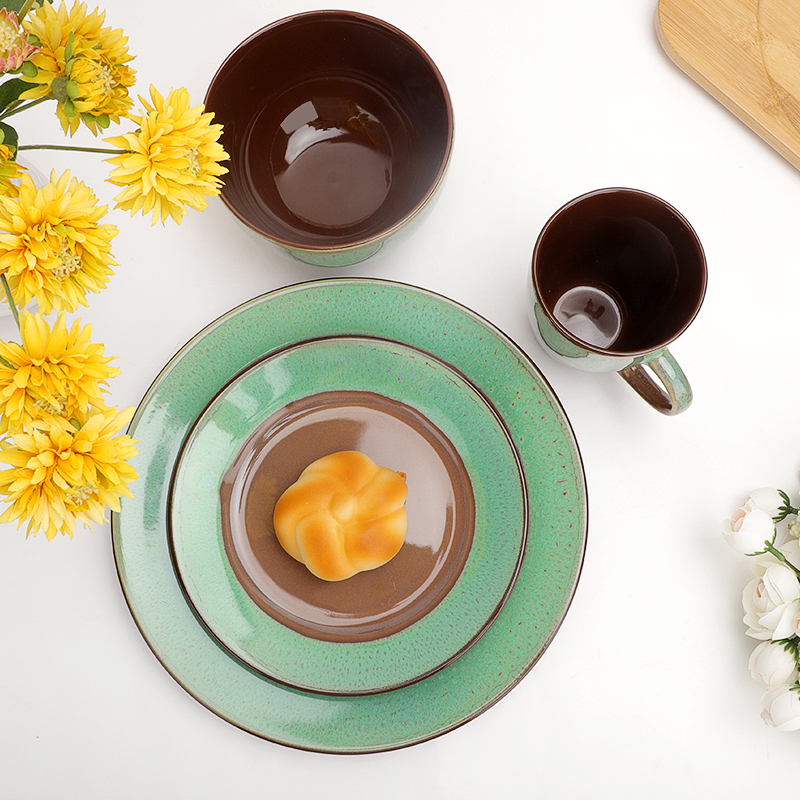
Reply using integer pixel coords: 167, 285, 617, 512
205, 11, 453, 250
532, 188, 707, 354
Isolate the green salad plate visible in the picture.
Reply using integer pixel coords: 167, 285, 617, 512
111, 278, 587, 753
170, 335, 527, 695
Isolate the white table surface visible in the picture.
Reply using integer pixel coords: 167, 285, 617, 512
4, 0, 800, 796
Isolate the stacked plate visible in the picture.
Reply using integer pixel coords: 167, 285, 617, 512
111, 278, 587, 753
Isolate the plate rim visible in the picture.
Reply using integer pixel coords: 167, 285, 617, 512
111, 277, 588, 754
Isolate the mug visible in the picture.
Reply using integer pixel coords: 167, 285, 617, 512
527, 188, 707, 415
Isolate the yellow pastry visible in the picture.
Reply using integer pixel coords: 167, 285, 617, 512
273, 450, 408, 581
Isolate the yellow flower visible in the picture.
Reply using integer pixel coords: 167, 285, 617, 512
20, 0, 135, 136
0, 143, 25, 199
0, 8, 38, 74
104, 85, 229, 225
0, 170, 117, 314
0, 405, 138, 540
0, 311, 120, 435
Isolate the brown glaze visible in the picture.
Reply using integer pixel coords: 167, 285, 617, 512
220, 391, 475, 643
204, 11, 453, 248
533, 188, 707, 353
269, 96, 394, 230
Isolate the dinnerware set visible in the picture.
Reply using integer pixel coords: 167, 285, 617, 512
112, 9, 706, 752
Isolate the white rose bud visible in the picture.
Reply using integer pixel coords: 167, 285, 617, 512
748, 488, 785, 518
748, 641, 799, 688
742, 563, 800, 639
723, 504, 775, 555
761, 684, 800, 731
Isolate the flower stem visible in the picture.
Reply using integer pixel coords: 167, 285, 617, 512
763, 540, 800, 579
0, 97, 49, 120
17, 144, 127, 155
1, 274, 20, 330
17, 0, 36, 22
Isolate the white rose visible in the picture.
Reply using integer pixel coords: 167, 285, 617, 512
748, 641, 799, 687
772, 599, 800, 640
742, 563, 800, 639
761, 684, 800, 731
722, 503, 775, 555
748, 488, 785, 518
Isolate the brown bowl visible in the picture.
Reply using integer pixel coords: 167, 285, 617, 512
205, 10, 454, 266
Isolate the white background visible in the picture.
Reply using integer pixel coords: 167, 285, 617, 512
3, 0, 800, 796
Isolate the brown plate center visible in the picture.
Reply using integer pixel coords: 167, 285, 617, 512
220, 390, 475, 643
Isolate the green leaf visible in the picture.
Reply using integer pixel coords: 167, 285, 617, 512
1, 0, 29, 14
62, 97, 75, 118
51, 75, 69, 103
80, 111, 109, 130
64, 31, 75, 63
19, 60, 37, 78
65, 80, 80, 99
0, 78, 30, 114
0, 123, 19, 154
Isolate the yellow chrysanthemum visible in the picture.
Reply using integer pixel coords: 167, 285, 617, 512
0, 143, 25, 199
20, 0, 135, 136
104, 85, 229, 225
0, 405, 138, 540
0, 170, 117, 314
0, 311, 119, 435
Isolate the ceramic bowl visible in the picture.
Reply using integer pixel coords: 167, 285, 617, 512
204, 10, 454, 266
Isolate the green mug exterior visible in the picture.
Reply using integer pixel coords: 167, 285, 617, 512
527, 278, 693, 416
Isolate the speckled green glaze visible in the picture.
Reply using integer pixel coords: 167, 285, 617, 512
112, 279, 587, 753
285, 237, 384, 267
170, 336, 525, 694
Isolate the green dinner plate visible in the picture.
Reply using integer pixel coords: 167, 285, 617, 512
112, 278, 587, 753
170, 336, 526, 695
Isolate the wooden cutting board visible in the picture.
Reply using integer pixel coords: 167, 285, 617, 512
657, 0, 800, 170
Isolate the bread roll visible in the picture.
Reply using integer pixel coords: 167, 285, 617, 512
273, 450, 408, 581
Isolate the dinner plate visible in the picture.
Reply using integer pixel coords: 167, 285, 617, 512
112, 278, 587, 753
169, 335, 527, 694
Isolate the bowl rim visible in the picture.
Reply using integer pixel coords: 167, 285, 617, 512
204, 9, 455, 254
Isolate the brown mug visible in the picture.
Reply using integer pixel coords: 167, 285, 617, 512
527, 188, 707, 415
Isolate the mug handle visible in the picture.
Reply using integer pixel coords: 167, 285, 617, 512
618, 349, 693, 416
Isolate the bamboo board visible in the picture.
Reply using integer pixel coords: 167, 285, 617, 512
657, 0, 800, 170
